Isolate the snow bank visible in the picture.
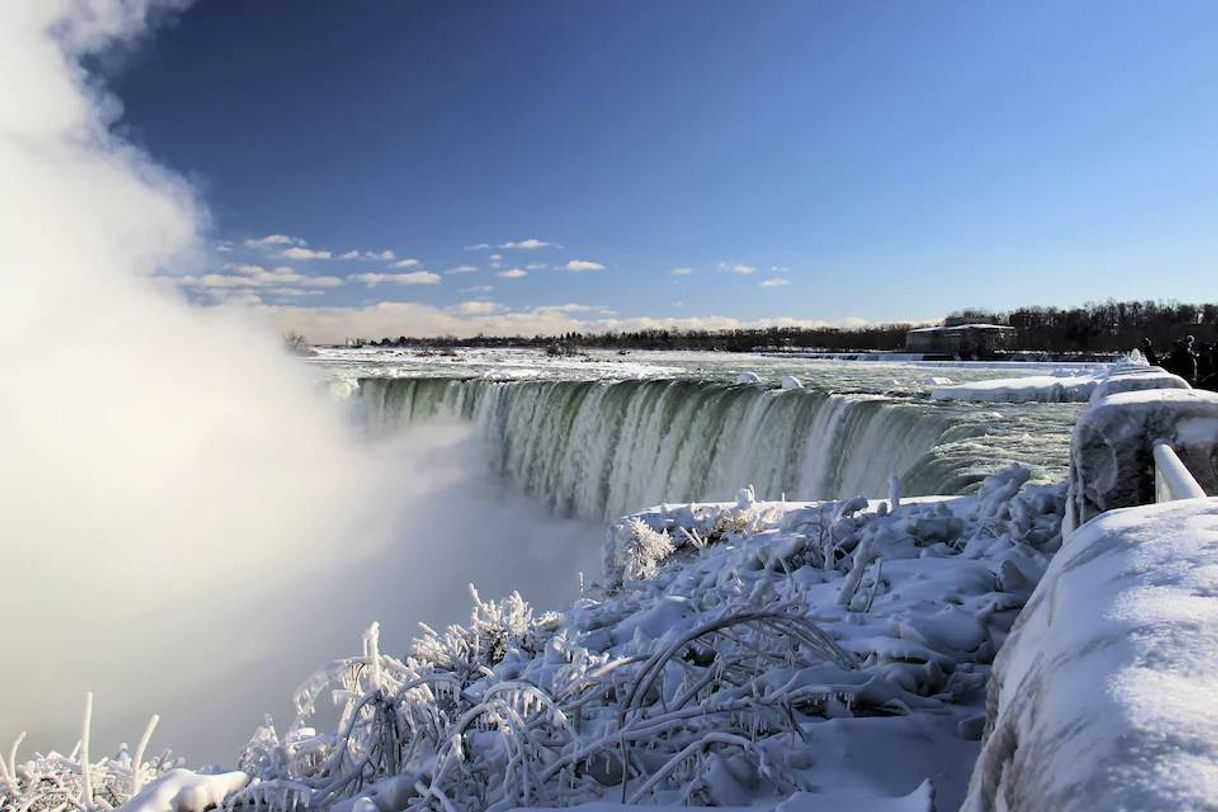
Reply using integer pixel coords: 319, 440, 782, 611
221, 467, 1063, 811
963, 498, 1218, 811
932, 374, 1100, 403
930, 359, 1180, 404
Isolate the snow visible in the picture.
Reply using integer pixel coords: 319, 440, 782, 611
122, 769, 249, 812
931, 373, 1101, 403
963, 498, 1218, 811
221, 465, 1064, 811
931, 358, 1188, 404
510, 781, 933, 812
1067, 388, 1218, 526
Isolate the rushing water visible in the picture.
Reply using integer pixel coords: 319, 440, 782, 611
352, 364, 1081, 520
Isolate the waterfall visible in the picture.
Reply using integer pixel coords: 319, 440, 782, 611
357, 377, 1007, 519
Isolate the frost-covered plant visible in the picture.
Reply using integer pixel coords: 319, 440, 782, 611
0, 700, 176, 812
607, 518, 675, 584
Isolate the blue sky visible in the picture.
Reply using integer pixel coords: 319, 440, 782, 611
110, 1, 1218, 338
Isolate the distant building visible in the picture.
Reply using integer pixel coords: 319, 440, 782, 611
905, 323, 1015, 356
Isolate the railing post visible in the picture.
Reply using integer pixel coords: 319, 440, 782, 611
1152, 439, 1208, 502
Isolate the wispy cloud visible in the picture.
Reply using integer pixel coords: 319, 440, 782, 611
348, 271, 441, 286
496, 268, 528, 279
726, 263, 757, 275
671, 267, 695, 276
500, 238, 552, 250
464, 243, 491, 251
389, 258, 420, 268
760, 278, 790, 288
170, 264, 342, 290
461, 284, 495, 293
339, 249, 399, 261
243, 234, 304, 250
279, 246, 333, 261
488, 253, 504, 268
565, 259, 605, 272
446, 265, 479, 274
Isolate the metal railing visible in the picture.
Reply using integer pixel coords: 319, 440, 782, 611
1153, 439, 1208, 503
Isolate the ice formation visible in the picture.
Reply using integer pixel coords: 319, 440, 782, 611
39, 464, 1057, 812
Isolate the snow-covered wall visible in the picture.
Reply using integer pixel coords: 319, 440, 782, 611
1067, 389, 1218, 528
963, 498, 1218, 811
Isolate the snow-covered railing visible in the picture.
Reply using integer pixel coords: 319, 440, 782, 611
1153, 439, 1207, 502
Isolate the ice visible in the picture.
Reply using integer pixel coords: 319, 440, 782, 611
932, 373, 1101, 403
1067, 388, 1218, 525
123, 770, 250, 812
963, 498, 1218, 811
209, 466, 1064, 811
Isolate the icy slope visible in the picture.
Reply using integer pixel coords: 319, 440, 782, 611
964, 498, 1218, 811
215, 466, 1062, 812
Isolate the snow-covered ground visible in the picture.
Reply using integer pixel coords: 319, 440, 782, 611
3, 466, 1065, 812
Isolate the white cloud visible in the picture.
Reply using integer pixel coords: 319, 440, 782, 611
348, 271, 441, 286
446, 265, 479, 274
525, 263, 547, 270
390, 257, 419, 268
760, 278, 790, 288
464, 243, 491, 251
454, 301, 500, 315
728, 263, 757, 275
671, 267, 694, 276
565, 259, 605, 272
461, 284, 495, 293
171, 265, 342, 290
243, 234, 304, 249
501, 238, 552, 250
264, 288, 324, 298
279, 246, 333, 261
496, 268, 527, 279
488, 253, 504, 268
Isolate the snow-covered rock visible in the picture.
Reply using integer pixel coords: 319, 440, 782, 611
963, 498, 1218, 811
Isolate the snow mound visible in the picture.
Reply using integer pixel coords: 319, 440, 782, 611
931, 374, 1100, 403
932, 360, 1189, 404
123, 770, 249, 812
224, 467, 1063, 811
964, 498, 1218, 811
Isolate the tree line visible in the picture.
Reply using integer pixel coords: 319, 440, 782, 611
343, 299, 1218, 356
